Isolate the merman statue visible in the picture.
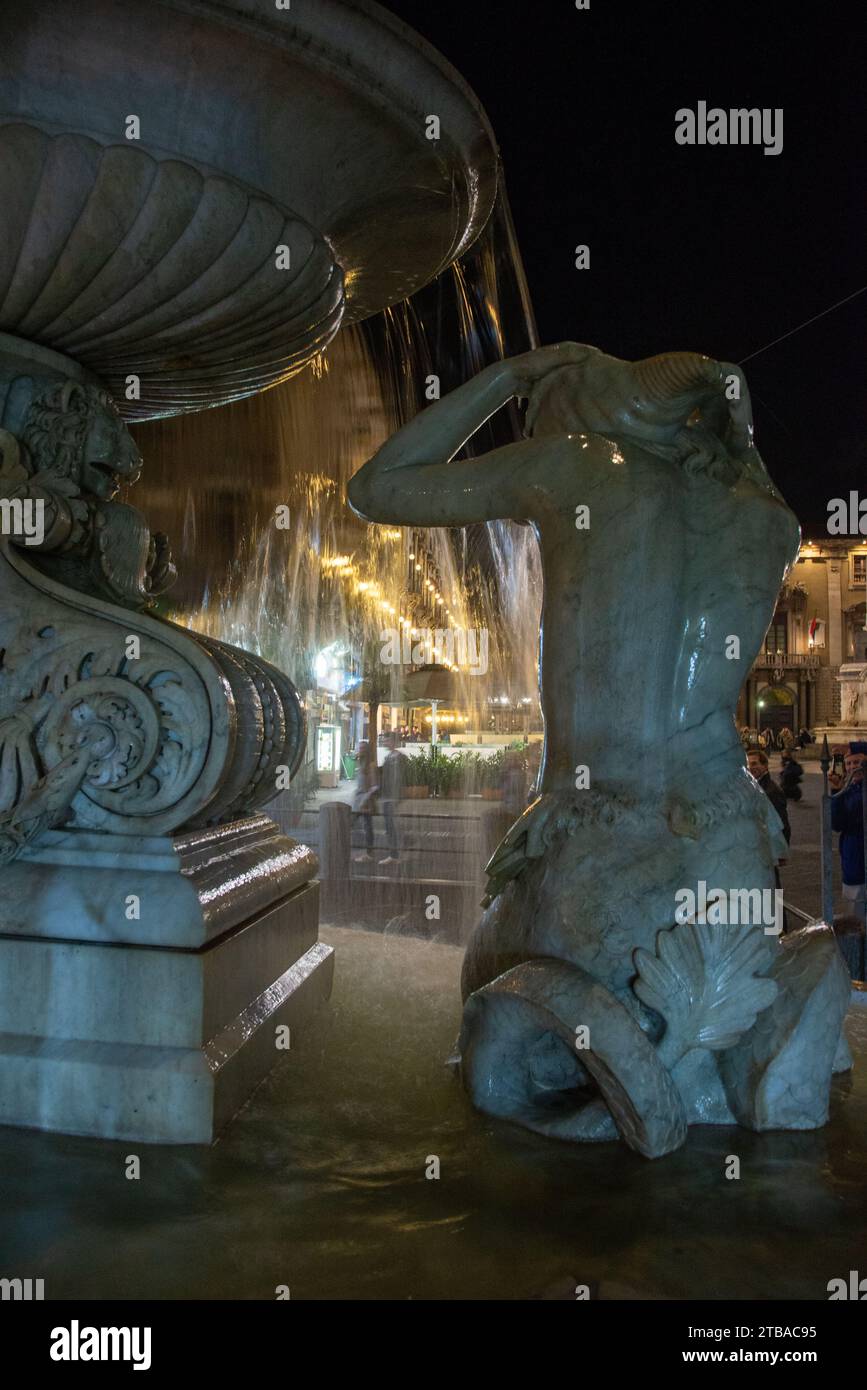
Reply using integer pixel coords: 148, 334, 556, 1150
348, 344, 851, 1158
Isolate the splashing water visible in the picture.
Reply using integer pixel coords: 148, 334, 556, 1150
130, 188, 544, 724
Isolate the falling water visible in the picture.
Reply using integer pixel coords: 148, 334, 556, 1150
129, 186, 543, 728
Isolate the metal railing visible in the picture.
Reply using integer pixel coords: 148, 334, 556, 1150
783, 901, 817, 927
752, 652, 821, 667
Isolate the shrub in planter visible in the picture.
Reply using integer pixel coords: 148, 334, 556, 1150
438, 750, 470, 798
402, 750, 431, 799
479, 747, 506, 799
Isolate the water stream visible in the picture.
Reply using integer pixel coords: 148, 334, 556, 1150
129, 188, 543, 728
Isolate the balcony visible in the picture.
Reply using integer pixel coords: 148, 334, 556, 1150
752, 651, 821, 669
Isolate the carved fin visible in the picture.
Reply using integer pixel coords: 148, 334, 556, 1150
634, 921, 778, 1065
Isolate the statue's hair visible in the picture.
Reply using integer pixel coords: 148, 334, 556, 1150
523, 360, 772, 491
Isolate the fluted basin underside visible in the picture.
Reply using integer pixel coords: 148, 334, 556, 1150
0, 0, 499, 419
0, 125, 345, 420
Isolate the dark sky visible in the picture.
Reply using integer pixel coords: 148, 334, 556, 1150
385, 0, 866, 532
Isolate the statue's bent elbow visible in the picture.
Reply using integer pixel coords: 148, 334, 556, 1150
346, 468, 374, 521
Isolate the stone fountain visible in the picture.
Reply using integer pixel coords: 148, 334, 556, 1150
0, 0, 497, 1141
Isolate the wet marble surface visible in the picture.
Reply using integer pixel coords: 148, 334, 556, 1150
0, 926, 864, 1300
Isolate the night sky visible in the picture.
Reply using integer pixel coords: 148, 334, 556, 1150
386, 0, 866, 532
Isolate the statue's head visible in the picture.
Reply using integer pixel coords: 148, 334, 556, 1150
16, 379, 142, 499
525, 346, 773, 490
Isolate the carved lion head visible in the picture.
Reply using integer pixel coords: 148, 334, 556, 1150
20, 381, 142, 499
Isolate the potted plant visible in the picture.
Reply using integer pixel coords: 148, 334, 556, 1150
480, 747, 506, 800
402, 750, 431, 799
462, 750, 484, 797
441, 751, 468, 798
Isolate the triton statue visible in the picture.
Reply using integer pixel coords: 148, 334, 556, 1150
348, 343, 852, 1158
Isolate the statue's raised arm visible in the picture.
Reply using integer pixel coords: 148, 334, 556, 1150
346, 343, 591, 526
348, 342, 783, 529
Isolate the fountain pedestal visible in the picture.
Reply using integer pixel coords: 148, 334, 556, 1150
0, 820, 332, 1142
0, 341, 336, 1140
0, 344, 339, 1141
0, 1, 497, 1141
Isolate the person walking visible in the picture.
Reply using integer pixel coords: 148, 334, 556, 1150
352, 740, 378, 863
378, 734, 407, 866
779, 749, 804, 801
829, 741, 867, 923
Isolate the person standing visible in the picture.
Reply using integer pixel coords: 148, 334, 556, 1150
747, 747, 791, 845
352, 740, 378, 863
747, 746, 790, 933
502, 749, 527, 817
829, 741, 867, 922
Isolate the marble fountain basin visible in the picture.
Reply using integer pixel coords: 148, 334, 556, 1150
0, 0, 498, 419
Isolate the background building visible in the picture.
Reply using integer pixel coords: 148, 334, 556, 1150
738, 537, 867, 736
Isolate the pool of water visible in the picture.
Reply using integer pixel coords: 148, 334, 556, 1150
1, 926, 865, 1301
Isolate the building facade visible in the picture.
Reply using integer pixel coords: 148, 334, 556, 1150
737, 538, 867, 735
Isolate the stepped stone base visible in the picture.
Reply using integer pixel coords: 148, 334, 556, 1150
813, 724, 867, 746
0, 816, 333, 1143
